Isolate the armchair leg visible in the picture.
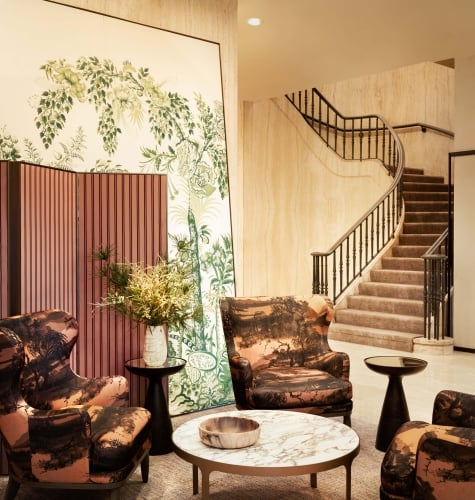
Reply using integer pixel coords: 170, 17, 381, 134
344, 414, 352, 427
5, 477, 20, 500
140, 452, 150, 483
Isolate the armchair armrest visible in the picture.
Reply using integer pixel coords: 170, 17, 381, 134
414, 425, 475, 498
29, 407, 92, 482
228, 354, 255, 408
432, 390, 475, 428
306, 351, 351, 381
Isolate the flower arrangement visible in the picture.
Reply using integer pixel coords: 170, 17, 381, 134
92, 243, 201, 329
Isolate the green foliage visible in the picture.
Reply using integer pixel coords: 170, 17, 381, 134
0, 126, 21, 160
92, 240, 202, 329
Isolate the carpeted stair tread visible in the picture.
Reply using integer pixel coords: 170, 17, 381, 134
404, 191, 450, 201
403, 222, 447, 233
358, 282, 424, 300
402, 174, 444, 184
399, 234, 440, 245
329, 322, 421, 352
391, 245, 429, 257
405, 200, 449, 211
404, 211, 448, 222
370, 268, 424, 285
381, 256, 424, 271
347, 295, 423, 316
335, 308, 424, 334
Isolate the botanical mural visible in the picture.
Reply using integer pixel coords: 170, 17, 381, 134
0, 0, 235, 414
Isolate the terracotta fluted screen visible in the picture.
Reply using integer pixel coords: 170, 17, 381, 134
77, 172, 167, 405
0, 162, 167, 406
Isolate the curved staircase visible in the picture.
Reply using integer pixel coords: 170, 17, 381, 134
329, 167, 450, 352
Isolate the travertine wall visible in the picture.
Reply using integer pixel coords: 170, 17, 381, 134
320, 62, 454, 180
242, 97, 390, 296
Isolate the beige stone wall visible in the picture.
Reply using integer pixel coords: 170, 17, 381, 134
242, 96, 390, 296
320, 62, 454, 180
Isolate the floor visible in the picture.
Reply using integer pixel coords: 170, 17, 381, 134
329, 339, 475, 426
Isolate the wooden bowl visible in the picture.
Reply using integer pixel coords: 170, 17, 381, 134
199, 416, 261, 449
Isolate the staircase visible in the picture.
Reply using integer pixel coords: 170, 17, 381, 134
329, 167, 450, 352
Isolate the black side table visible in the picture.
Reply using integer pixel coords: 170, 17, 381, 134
125, 357, 186, 455
364, 356, 427, 452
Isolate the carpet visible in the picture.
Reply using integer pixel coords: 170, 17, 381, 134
0, 406, 384, 499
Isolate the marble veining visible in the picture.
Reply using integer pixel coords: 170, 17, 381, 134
173, 410, 359, 467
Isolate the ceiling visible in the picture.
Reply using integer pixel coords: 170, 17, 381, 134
238, 0, 475, 101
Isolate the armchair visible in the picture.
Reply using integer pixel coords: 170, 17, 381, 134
380, 389, 475, 499
0, 309, 129, 410
0, 326, 151, 499
220, 295, 353, 425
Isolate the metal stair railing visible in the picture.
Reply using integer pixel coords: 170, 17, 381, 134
286, 88, 405, 303
422, 229, 450, 340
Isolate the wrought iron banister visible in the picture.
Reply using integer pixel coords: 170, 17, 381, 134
393, 122, 454, 138
286, 88, 405, 303
422, 229, 450, 340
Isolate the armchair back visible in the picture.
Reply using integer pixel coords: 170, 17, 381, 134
0, 309, 129, 410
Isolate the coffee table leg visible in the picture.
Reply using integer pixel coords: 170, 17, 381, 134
192, 464, 198, 495
310, 472, 317, 488
201, 467, 210, 499
345, 463, 352, 500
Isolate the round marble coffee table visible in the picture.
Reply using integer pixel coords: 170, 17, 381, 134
172, 409, 359, 499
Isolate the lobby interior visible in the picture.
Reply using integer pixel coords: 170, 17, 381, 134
1, 1, 475, 498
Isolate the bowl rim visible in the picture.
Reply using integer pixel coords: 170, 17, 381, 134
199, 416, 260, 435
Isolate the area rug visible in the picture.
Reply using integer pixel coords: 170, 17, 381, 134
0, 406, 383, 499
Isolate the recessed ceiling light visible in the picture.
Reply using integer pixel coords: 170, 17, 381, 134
247, 17, 262, 27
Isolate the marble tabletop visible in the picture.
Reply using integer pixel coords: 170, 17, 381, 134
173, 409, 359, 469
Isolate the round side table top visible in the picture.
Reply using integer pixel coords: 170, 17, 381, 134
125, 357, 186, 377
364, 356, 427, 376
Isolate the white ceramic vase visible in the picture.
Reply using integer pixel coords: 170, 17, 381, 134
143, 324, 168, 366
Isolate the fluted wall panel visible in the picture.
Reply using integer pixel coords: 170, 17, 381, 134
20, 164, 77, 314
77, 172, 167, 406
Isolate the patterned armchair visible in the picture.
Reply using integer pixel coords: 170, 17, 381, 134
0, 325, 152, 500
0, 309, 129, 410
380, 390, 475, 499
220, 295, 353, 425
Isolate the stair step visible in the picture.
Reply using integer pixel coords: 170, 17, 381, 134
404, 182, 448, 192
382, 256, 424, 271
335, 308, 424, 334
329, 323, 421, 352
347, 295, 424, 316
403, 174, 444, 184
399, 234, 440, 245
392, 245, 429, 257
371, 268, 424, 285
404, 167, 424, 175
405, 201, 449, 211
404, 191, 450, 201
358, 282, 424, 300
403, 222, 447, 234
404, 212, 448, 223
